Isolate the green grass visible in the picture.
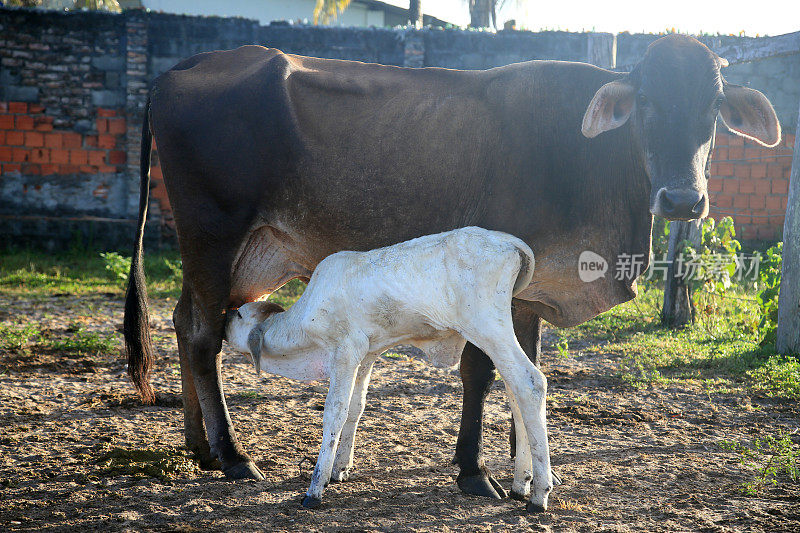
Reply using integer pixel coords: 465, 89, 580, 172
554, 284, 799, 397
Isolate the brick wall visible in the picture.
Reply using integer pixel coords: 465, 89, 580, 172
708, 131, 795, 241
0, 6, 797, 250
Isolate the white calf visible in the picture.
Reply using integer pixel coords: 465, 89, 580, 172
225, 227, 553, 511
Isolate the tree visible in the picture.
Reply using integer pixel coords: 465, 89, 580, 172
313, 0, 352, 25
468, 0, 525, 30
408, 0, 422, 28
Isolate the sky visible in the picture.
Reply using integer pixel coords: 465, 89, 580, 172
396, 0, 800, 37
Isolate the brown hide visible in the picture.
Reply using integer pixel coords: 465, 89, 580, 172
151, 46, 651, 327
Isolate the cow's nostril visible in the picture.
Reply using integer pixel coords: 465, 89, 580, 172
692, 195, 707, 216
661, 192, 675, 213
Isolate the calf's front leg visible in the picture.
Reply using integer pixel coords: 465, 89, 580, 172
302, 343, 363, 508
331, 355, 377, 482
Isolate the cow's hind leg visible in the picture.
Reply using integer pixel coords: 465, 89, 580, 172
454, 343, 507, 499
331, 354, 377, 482
174, 291, 263, 480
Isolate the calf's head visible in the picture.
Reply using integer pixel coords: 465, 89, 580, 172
225, 301, 285, 372
582, 34, 780, 220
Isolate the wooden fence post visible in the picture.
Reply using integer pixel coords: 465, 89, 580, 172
776, 101, 800, 355
662, 219, 702, 327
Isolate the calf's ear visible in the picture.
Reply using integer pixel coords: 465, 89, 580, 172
581, 80, 636, 138
720, 83, 781, 147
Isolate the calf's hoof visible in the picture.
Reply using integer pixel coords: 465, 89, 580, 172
456, 469, 507, 499
526, 501, 547, 513
301, 494, 322, 509
223, 460, 265, 481
510, 489, 528, 502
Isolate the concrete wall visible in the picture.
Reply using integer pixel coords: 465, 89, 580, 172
1, 6, 798, 250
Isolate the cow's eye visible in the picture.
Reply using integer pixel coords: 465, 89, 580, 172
237, 311, 242, 319
636, 93, 649, 108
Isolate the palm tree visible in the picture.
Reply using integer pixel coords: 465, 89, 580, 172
313, 0, 352, 25
409, 0, 422, 28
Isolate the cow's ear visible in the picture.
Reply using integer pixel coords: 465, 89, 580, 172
720, 83, 781, 147
581, 80, 636, 138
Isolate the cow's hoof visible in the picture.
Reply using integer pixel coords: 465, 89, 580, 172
301, 495, 322, 509
510, 489, 528, 502
526, 501, 547, 514
551, 469, 563, 486
456, 470, 507, 499
223, 461, 264, 481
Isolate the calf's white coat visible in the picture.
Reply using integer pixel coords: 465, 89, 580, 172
226, 227, 553, 510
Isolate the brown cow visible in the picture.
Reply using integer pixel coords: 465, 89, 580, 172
124, 34, 779, 509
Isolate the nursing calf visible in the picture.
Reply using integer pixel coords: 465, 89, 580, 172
225, 227, 553, 511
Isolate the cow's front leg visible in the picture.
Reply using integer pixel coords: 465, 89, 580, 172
302, 342, 363, 508
331, 354, 377, 482
454, 342, 507, 499
174, 292, 263, 480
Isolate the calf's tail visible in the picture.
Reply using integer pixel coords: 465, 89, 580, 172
123, 95, 155, 405
512, 241, 535, 297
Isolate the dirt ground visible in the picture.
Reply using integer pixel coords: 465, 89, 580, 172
1, 294, 798, 532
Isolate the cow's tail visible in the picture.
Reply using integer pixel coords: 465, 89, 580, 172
512, 240, 535, 297
123, 95, 156, 405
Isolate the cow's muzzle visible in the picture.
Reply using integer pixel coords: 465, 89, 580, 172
651, 187, 708, 220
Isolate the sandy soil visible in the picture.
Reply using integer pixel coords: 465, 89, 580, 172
0, 294, 798, 532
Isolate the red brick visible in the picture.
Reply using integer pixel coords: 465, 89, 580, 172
34, 117, 53, 132
727, 147, 744, 159
733, 195, 749, 208
716, 162, 734, 176
739, 180, 755, 194
3, 163, 21, 173
784, 133, 795, 148
97, 164, 116, 173
22, 163, 41, 175
750, 163, 767, 179
734, 164, 750, 179
766, 196, 785, 211
773, 215, 786, 228
50, 149, 69, 165
85, 135, 98, 148
150, 164, 163, 180
722, 180, 738, 194
734, 215, 752, 225
69, 150, 88, 165
62, 132, 82, 149
80, 165, 96, 174
97, 108, 117, 118
88, 150, 105, 166
715, 194, 733, 208
757, 227, 776, 240
24, 131, 44, 148
744, 147, 762, 160
0, 146, 12, 161
8, 102, 27, 113
767, 164, 788, 179
96, 118, 108, 134
44, 133, 62, 149
40, 164, 58, 175
12, 148, 28, 162
728, 135, 744, 147
748, 195, 764, 209
0, 114, 14, 129
0, 131, 4, 144
59, 164, 80, 174
712, 147, 728, 161
741, 226, 758, 240
6, 130, 24, 145
97, 134, 116, 149
708, 179, 723, 193
772, 179, 789, 195
108, 150, 126, 165
16, 116, 34, 130
107, 118, 126, 134
28, 104, 45, 114
755, 180, 771, 195
714, 133, 729, 146
30, 148, 49, 164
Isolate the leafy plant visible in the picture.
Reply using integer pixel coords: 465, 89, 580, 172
99, 252, 131, 286
48, 325, 115, 355
0, 324, 39, 354
748, 354, 800, 399
754, 242, 782, 346
719, 431, 799, 495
